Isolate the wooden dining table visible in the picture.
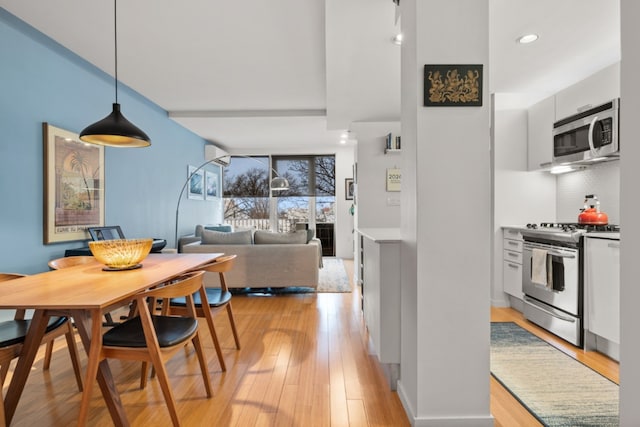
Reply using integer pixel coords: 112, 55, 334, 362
0, 252, 223, 427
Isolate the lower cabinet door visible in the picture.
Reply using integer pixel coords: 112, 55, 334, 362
503, 260, 522, 298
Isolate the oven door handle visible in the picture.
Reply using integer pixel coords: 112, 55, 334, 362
524, 296, 576, 323
546, 250, 575, 259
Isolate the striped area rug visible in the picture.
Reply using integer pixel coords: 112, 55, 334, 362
491, 322, 619, 427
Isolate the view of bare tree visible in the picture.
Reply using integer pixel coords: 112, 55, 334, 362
222, 155, 335, 224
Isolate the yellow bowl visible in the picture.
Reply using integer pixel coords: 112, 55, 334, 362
88, 238, 153, 270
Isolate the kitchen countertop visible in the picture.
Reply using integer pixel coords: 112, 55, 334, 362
357, 227, 401, 243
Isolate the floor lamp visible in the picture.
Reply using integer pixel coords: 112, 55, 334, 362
174, 155, 289, 249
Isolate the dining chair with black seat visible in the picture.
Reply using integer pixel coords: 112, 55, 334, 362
0, 273, 83, 398
165, 254, 241, 372
98, 270, 213, 426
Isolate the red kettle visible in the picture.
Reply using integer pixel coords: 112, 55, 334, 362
578, 194, 609, 225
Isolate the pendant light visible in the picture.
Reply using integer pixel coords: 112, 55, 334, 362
80, 0, 151, 147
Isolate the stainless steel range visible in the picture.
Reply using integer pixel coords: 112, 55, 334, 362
520, 222, 619, 347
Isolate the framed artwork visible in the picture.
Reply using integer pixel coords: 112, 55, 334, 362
43, 123, 105, 244
386, 168, 401, 192
345, 178, 354, 200
205, 169, 219, 200
424, 64, 483, 107
188, 165, 204, 200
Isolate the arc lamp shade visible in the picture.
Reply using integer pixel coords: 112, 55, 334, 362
80, 103, 151, 147
270, 176, 289, 191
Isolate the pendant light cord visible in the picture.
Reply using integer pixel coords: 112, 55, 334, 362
114, 0, 119, 104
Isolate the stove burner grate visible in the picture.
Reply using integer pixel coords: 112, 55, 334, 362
526, 222, 619, 233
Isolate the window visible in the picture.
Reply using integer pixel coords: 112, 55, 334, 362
272, 155, 336, 254
223, 155, 336, 247
222, 156, 271, 230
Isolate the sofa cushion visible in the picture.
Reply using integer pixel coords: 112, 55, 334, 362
254, 230, 307, 245
201, 229, 252, 245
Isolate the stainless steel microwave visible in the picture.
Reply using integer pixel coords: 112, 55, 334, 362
552, 98, 619, 164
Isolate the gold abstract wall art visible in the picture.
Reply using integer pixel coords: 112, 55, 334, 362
423, 64, 483, 107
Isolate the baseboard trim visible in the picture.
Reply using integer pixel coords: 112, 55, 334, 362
397, 380, 494, 427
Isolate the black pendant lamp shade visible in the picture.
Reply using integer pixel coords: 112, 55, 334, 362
79, 0, 151, 148
80, 103, 150, 147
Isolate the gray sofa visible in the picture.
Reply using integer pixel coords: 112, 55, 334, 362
180, 226, 322, 289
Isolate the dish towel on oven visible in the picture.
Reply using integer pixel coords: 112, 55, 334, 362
531, 248, 549, 287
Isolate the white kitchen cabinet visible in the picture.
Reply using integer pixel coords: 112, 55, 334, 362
554, 62, 620, 121
527, 95, 555, 171
502, 228, 523, 298
358, 228, 401, 390
585, 235, 620, 344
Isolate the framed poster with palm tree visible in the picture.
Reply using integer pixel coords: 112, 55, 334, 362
43, 123, 105, 244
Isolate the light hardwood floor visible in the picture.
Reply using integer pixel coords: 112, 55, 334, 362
3, 260, 619, 426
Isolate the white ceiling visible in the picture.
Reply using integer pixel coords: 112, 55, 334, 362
0, 0, 620, 152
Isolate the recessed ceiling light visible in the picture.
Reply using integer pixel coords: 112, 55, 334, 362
517, 34, 539, 44
392, 33, 403, 45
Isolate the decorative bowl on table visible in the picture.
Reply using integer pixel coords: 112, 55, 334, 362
88, 238, 153, 271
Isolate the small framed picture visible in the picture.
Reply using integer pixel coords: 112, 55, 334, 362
345, 178, 354, 200
205, 170, 219, 200
386, 168, 401, 192
188, 165, 204, 200
424, 64, 483, 107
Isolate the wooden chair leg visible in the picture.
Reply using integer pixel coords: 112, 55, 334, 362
140, 362, 149, 389
63, 322, 84, 392
202, 307, 226, 371
0, 362, 10, 388
225, 304, 241, 349
191, 334, 213, 397
148, 349, 180, 427
0, 385, 6, 427
43, 341, 54, 370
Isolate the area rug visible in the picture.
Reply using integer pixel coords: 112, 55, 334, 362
491, 322, 619, 426
316, 257, 351, 293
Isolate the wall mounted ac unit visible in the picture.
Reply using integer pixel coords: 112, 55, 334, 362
204, 144, 230, 166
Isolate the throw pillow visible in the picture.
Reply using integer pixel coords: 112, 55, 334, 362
196, 224, 232, 236
254, 230, 307, 245
201, 229, 252, 245
205, 225, 232, 233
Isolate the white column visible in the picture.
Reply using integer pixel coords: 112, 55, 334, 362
619, 0, 640, 425
397, 1, 493, 425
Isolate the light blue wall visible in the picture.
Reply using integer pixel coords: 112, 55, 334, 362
0, 8, 223, 274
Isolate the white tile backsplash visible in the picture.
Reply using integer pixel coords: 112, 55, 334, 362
556, 160, 620, 225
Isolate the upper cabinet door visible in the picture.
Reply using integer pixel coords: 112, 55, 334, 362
527, 95, 555, 171
554, 63, 620, 121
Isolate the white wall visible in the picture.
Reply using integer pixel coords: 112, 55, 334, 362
491, 101, 555, 306
351, 121, 402, 230
556, 161, 620, 224
334, 145, 356, 259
